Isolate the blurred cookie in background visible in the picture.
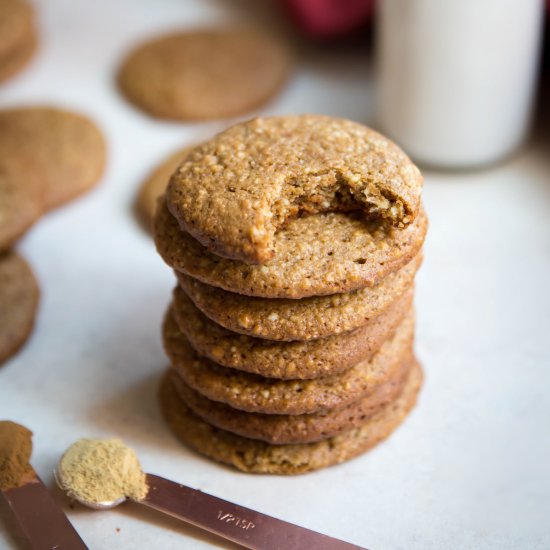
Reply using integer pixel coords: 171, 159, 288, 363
0, 158, 42, 252
0, 107, 106, 210
0, 106, 106, 250
0, 250, 39, 366
118, 28, 292, 121
136, 145, 195, 232
0, 0, 37, 83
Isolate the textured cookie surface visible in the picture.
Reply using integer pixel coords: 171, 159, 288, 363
155, 200, 427, 298
159, 360, 423, 474
177, 253, 421, 340
170, 358, 411, 444
163, 310, 414, 415
118, 28, 291, 121
0, 251, 39, 365
167, 115, 423, 263
171, 287, 411, 379
136, 146, 194, 231
0, 107, 106, 211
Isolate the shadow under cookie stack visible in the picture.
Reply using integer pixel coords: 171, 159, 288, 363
154, 115, 428, 475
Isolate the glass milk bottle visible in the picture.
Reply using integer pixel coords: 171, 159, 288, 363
377, 0, 545, 168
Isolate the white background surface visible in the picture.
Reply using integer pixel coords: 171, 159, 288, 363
1, 1, 549, 549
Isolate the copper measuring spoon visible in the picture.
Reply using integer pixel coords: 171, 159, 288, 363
55, 468, 365, 549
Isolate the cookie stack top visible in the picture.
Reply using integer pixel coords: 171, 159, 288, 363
166, 115, 422, 262
155, 114, 427, 298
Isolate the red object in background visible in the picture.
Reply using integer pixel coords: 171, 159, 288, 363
280, 0, 375, 39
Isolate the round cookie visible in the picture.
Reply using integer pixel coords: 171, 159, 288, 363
0, 0, 35, 83
176, 253, 421, 341
0, 107, 106, 211
170, 358, 411, 445
154, 200, 427, 298
166, 115, 423, 263
159, 360, 423, 474
0, 159, 42, 251
170, 287, 412, 379
163, 309, 414, 415
0, 251, 39, 365
136, 146, 194, 231
118, 28, 291, 121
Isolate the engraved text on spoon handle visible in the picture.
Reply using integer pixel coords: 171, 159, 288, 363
142, 474, 365, 550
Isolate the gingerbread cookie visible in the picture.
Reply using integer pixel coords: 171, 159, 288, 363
0, 107, 106, 210
0, 159, 42, 251
0, 29, 36, 83
0, 251, 39, 365
166, 116, 422, 263
0, 107, 106, 249
118, 28, 291, 121
0, 0, 36, 83
155, 200, 427, 298
136, 146, 194, 231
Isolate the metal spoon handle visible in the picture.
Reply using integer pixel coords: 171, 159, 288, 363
2, 471, 88, 550
142, 474, 365, 550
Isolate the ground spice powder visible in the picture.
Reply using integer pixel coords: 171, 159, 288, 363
0, 420, 33, 491
57, 438, 148, 504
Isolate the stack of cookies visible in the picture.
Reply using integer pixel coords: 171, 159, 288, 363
154, 115, 427, 474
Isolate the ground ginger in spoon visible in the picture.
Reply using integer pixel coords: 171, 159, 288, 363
56, 437, 362, 547
57, 438, 148, 505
